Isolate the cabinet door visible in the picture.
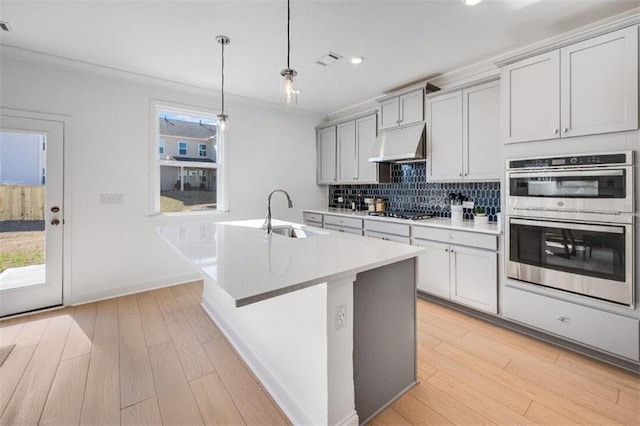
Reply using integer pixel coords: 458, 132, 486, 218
560, 26, 638, 138
464, 80, 500, 181
414, 239, 450, 298
427, 91, 463, 181
355, 115, 378, 183
337, 121, 357, 183
317, 126, 337, 184
379, 98, 400, 130
501, 50, 560, 144
450, 245, 497, 314
399, 89, 424, 126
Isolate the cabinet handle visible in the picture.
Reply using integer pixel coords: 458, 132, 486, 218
464, 173, 468, 176
445, 249, 448, 252
450, 250, 454, 253
563, 128, 568, 133
458, 173, 462, 177
557, 316, 568, 322
554, 129, 559, 134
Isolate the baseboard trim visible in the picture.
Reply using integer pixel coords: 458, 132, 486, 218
418, 292, 640, 374
67, 272, 202, 306
201, 299, 319, 426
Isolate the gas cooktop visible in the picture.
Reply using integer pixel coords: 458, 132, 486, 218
367, 211, 433, 221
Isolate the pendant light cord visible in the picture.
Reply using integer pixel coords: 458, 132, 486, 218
221, 41, 225, 114
287, 0, 290, 69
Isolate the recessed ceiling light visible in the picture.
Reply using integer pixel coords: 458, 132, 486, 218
0, 21, 11, 32
464, 0, 482, 6
350, 56, 364, 65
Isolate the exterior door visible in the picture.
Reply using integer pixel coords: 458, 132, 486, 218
0, 115, 64, 317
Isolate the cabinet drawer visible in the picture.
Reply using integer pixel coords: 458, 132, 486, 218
325, 224, 363, 236
303, 212, 323, 224
503, 286, 639, 361
364, 220, 411, 237
324, 215, 363, 229
412, 226, 497, 250
365, 230, 411, 245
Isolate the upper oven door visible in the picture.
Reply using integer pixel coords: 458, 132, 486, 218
507, 167, 632, 214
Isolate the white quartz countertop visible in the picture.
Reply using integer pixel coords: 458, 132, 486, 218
158, 219, 424, 307
304, 208, 501, 235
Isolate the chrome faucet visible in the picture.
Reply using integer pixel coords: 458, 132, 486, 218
263, 189, 293, 234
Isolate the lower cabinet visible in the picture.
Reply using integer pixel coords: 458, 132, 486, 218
303, 212, 323, 228
503, 286, 639, 361
323, 214, 363, 236
414, 235, 498, 314
364, 220, 411, 244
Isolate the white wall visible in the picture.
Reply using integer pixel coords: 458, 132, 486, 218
0, 132, 43, 185
0, 48, 327, 304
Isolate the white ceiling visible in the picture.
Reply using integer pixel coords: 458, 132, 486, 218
0, 0, 637, 115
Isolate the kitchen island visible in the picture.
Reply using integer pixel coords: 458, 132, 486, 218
159, 219, 425, 426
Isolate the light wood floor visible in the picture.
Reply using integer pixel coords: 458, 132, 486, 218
0, 282, 638, 425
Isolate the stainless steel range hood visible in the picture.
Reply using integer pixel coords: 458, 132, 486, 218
368, 122, 426, 163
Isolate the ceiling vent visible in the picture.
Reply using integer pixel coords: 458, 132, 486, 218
316, 52, 342, 66
0, 21, 11, 32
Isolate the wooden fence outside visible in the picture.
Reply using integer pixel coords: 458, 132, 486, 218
0, 185, 45, 221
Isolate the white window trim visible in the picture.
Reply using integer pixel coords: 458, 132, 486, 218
159, 139, 165, 154
149, 99, 228, 214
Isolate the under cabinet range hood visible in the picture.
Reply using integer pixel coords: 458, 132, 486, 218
368, 122, 426, 163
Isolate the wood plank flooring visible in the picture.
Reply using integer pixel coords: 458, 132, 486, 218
0, 282, 638, 425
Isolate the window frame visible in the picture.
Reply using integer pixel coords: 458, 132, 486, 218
198, 143, 207, 157
178, 141, 188, 156
149, 100, 228, 214
159, 139, 165, 155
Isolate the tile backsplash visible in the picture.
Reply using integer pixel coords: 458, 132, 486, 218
329, 162, 501, 222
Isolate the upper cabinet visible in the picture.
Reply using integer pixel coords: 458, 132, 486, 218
501, 25, 638, 144
427, 79, 500, 182
378, 89, 425, 130
317, 114, 389, 185
317, 126, 337, 185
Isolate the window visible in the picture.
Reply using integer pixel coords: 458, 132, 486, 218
178, 141, 187, 156
153, 101, 227, 214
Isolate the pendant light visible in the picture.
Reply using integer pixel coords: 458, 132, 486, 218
280, 0, 298, 106
216, 35, 230, 130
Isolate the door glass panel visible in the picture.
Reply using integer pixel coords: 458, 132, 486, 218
0, 131, 46, 290
509, 222, 626, 282
510, 172, 625, 198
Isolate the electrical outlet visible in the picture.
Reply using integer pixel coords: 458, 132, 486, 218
335, 303, 347, 329
337, 196, 344, 203
462, 201, 474, 209
100, 193, 123, 204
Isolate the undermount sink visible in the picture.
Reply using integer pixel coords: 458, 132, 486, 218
271, 226, 328, 239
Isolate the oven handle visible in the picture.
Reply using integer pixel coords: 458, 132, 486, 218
509, 170, 624, 178
509, 218, 625, 234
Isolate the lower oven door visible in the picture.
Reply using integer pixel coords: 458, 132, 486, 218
507, 217, 634, 306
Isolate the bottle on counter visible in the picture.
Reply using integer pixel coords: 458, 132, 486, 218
351, 200, 356, 211
375, 198, 385, 212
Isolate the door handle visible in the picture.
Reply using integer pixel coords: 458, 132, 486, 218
51, 219, 60, 226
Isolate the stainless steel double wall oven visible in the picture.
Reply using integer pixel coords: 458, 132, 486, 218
506, 152, 635, 307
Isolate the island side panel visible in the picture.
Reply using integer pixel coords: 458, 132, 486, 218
353, 258, 417, 424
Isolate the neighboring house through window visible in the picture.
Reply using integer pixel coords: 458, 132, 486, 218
153, 102, 226, 214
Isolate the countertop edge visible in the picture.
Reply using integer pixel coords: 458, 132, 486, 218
303, 209, 502, 235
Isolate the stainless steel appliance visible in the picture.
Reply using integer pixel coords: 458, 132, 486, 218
506, 151, 635, 307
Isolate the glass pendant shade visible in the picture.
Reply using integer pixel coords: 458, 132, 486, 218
280, 68, 298, 106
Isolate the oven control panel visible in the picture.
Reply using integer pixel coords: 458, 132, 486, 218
509, 153, 629, 169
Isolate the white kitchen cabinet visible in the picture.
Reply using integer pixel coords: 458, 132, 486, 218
317, 126, 337, 184
323, 214, 363, 235
463, 81, 501, 180
560, 26, 638, 138
378, 89, 424, 130
427, 91, 463, 181
427, 80, 500, 182
503, 286, 639, 361
413, 227, 498, 314
355, 115, 379, 183
364, 220, 411, 245
303, 212, 323, 228
337, 121, 357, 182
501, 26, 638, 144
